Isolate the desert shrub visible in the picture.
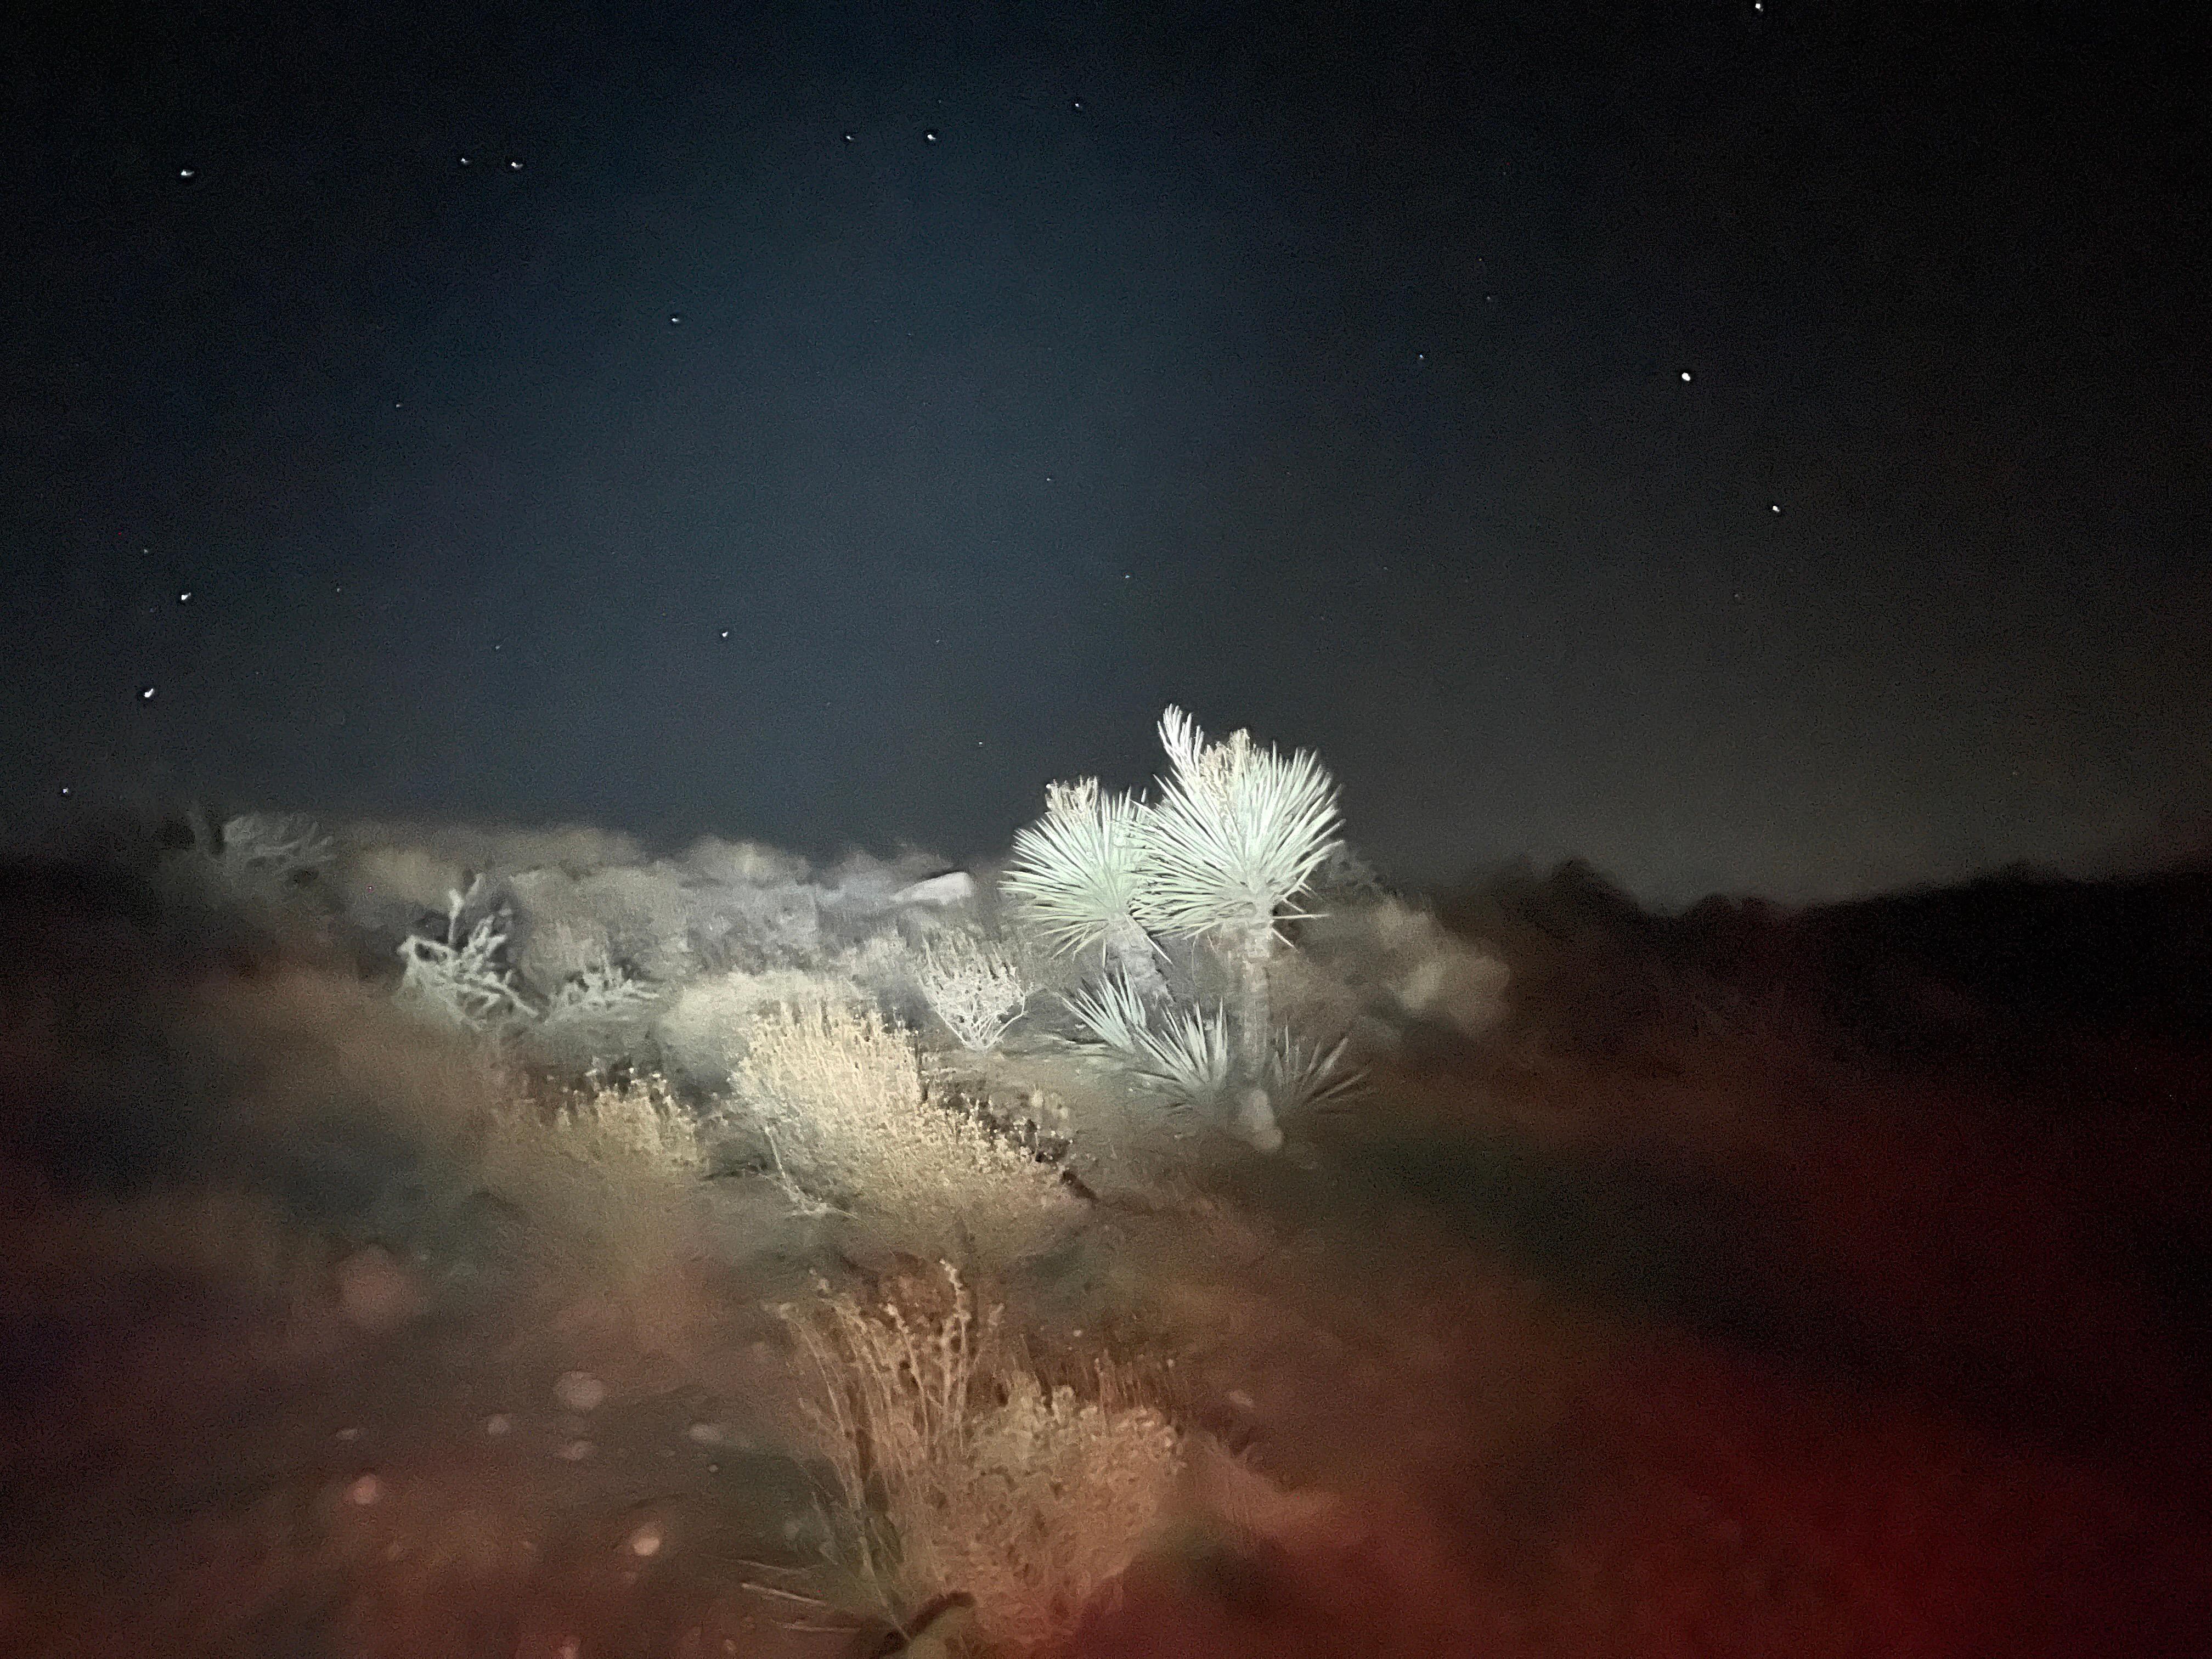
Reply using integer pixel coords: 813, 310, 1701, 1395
731, 1002, 1073, 1257
341, 818, 645, 876
836, 931, 919, 996
334, 843, 473, 938
217, 811, 333, 885
551, 1070, 704, 1177
781, 1264, 1181, 1652
151, 811, 336, 920
471, 1074, 710, 1323
680, 834, 813, 887
512, 915, 609, 990
529, 864, 699, 983
686, 878, 824, 970
654, 966, 863, 1087
395, 888, 527, 1035
1360, 897, 1511, 1038
523, 955, 662, 1070
913, 928, 1034, 1051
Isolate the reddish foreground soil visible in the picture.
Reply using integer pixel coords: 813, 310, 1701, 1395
2, 858, 2208, 1657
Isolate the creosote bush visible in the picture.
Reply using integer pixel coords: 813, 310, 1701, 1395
781, 1264, 1182, 1653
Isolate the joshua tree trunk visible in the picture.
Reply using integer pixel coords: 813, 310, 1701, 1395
1227, 918, 1282, 1152
1105, 912, 1169, 1000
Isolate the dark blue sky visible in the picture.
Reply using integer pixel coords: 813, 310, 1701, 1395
5, 2, 2207, 901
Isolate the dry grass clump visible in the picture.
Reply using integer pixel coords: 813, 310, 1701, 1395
733, 1001, 1074, 1259
551, 1070, 705, 1175
781, 1264, 1182, 1653
470, 1074, 710, 1323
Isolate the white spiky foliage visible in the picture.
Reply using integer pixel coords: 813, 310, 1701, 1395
1135, 707, 1343, 1151
998, 777, 1166, 998
1062, 970, 1235, 1108
1135, 707, 1342, 944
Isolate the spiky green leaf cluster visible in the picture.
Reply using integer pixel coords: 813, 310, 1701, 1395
998, 777, 1150, 958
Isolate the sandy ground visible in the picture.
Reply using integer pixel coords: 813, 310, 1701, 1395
2, 860, 2208, 1657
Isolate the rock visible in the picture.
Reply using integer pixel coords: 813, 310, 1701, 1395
347, 1474, 382, 1505
553, 1371, 606, 1413
484, 1413, 514, 1436
890, 871, 975, 908
557, 1439, 595, 1462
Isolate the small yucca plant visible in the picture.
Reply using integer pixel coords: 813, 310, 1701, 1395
1271, 1028, 1364, 1115
999, 777, 1167, 998
1062, 970, 1235, 1109
1135, 707, 1342, 1149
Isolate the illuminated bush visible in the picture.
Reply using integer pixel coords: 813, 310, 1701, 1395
732, 1002, 1073, 1257
912, 928, 1035, 1051
781, 1264, 1181, 1651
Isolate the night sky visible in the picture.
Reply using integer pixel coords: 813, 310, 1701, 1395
5, 2, 2206, 903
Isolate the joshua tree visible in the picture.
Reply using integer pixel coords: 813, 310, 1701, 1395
998, 776, 1167, 999
1134, 707, 1342, 1150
